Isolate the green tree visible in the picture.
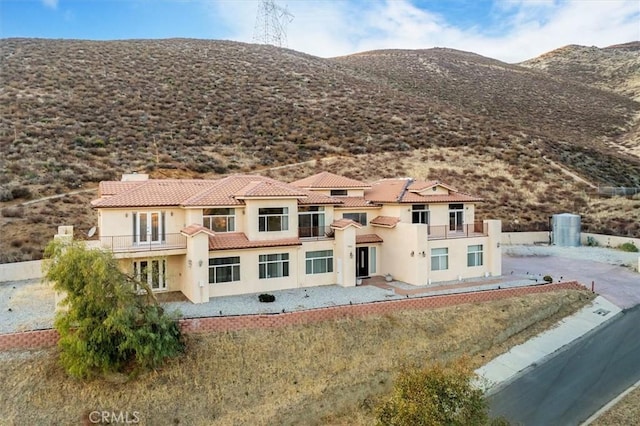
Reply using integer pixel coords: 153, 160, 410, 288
376, 358, 491, 426
44, 240, 184, 379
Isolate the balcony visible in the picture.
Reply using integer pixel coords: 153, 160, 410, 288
98, 233, 187, 253
427, 222, 488, 240
298, 226, 335, 240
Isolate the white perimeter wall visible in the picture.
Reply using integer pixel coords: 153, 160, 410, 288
0, 260, 44, 282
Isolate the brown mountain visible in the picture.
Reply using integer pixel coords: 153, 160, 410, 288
519, 41, 640, 158
0, 38, 639, 262
520, 41, 640, 101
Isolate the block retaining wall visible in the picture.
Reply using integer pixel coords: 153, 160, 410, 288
0, 281, 585, 351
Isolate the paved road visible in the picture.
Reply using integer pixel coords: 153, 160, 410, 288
503, 255, 640, 308
488, 305, 640, 426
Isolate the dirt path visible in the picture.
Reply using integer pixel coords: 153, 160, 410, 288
18, 188, 97, 207
542, 156, 597, 188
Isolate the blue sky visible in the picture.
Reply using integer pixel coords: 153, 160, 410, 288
1, 0, 639, 62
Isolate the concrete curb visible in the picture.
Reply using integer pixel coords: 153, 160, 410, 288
581, 377, 640, 425
476, 296, 622, 395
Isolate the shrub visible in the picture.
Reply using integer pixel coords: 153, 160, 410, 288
258, 293, 276, 303
585, 236, 599, 247
543, 275, 553, 283
1, 206, 24, 218
0, 187, 13, 202
11, 186, 32, 200
618, 242, 639, 252
44, 240, 184, 379
376, 358, 489, 426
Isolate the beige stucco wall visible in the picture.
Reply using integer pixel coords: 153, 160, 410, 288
334, 226, 357, 288
98, 207, 186, 237
181, 233, 210, 303
428, 236, 492, 283
378, 223, 429, 285
334, 207, 380, 234
207, 239, 344, 298
297, 240, 339, 288
208, 246, 300, 298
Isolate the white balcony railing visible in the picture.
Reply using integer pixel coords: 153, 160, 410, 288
98, 233, 187, 253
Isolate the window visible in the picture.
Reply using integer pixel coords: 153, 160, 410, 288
370, 247, 377, 274
299, 206, 325, 237
133, 259, 167, 290
412, 204, 430, 224
343, 212, 367, 226
330, 189, 348, 196
259, 207, 289, 232
209, 256, 240, 284
467, 245, 483, 267
132, 211, 165, 244
431, 248, 448, 271
203, 208, 235, 232
306, 250, 333, 274
259, 253, 289, 279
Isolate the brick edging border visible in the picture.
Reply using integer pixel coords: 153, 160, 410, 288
0, 281, 586, 351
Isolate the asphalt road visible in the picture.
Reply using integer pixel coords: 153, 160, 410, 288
488, 305, 640, 426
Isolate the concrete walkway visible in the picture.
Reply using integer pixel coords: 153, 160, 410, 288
476, 296, 622, 393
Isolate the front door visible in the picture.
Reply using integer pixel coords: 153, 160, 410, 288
356, 247, 369, 278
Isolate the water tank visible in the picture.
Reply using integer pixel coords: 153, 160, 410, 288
552, 213, 581, 247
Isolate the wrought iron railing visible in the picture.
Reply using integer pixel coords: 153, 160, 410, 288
98, 233, 187, 252
298, 226, 335, 240
427, 222, 488, 240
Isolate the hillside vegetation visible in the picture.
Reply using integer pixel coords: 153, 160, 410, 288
1, 38, 639, 262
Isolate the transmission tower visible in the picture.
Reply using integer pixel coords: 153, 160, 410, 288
252, 0, 294, 48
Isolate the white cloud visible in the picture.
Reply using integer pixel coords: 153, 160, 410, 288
209, 0, 640, 62
42, 0, 59, 9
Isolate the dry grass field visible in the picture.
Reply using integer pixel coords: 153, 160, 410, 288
0, 289, 593, 425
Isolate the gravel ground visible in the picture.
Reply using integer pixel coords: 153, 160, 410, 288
1, 244, 637, 334
166, 277, 537, 319
0, 279, 55, 334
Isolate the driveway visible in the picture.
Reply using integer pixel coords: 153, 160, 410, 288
503, 249, 640, 309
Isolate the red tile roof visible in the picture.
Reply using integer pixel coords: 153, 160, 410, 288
365, 178, 482, 204
92, 174, 481, 208
291, 171, 369, 189
234, 180, 308, 198
356, 234, 384, 244
330, 218, 362, 230
93, 175, 340, 208
208, 233, 301, 251
370, 216, 400, 228
406, 180, 441, 192
92, 180, 217, 207
334, 196, 381, 208
181, 224, 216, 237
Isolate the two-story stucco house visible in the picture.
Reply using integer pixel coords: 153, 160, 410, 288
90, 171, 501, 303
